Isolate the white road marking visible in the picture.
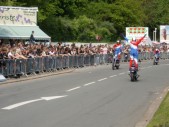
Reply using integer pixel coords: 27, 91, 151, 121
110, 75, 117, 78
98, 78, 107, 82
2, 99, 42, 110
84, 82, 95, 86
41, 95, 67, 101
119, 72, 125, 75
2, 95, 68, 110
66, 86, 81, 92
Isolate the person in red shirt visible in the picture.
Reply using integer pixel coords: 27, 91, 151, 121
154, 48, 160, 58
113, 40, 123, 60
129, 34, 146, 71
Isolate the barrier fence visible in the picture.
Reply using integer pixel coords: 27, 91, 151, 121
0, 52, 169, 78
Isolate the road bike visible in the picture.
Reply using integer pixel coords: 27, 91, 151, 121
129, 62, 139, 81
112, 54, 120, 70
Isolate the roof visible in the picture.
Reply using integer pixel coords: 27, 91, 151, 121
0, 25, 51, 40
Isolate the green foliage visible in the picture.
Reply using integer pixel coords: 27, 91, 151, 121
84, 0, 146, 40
147, 92, 169, 127
0, 0, 20, 6
1, 0, 169, 42
97, 21, 116, 42
78, 30, 96, 42
72, 15, 97, 42
142, 0, 169, 40
40, 16, 76, 42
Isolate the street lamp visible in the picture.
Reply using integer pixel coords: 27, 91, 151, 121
155, 28, 157, 42
153, 31, 155, 42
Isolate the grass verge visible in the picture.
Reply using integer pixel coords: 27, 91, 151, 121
147, 92, 169, 127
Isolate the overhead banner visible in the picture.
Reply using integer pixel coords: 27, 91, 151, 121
126, 27, 148, 39
126, 27, 149, 45
160, 25, 169, 44
0, 6, 38, 26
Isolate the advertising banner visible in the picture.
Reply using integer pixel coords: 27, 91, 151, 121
160, 25, 169, 44
126, 27, 148, 39
125, 27, 150, 45
0, 6, 38, 26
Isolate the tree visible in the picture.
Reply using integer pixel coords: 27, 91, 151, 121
142, 0, 169, 40
2, 0, 169, 42
41, 16, 76, 42
84, 0, 146, 40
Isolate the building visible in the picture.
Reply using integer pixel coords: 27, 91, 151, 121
0, 6, 50, 42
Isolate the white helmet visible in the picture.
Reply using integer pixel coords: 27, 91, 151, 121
132, 37, 136, 41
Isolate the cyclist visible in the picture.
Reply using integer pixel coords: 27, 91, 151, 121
153, 48, 160, 61
129, 34, 146, 71
112, 40, 123, 61
154, 48, 160, 56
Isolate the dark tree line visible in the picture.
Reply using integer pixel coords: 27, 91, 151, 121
1, 0, 169, 42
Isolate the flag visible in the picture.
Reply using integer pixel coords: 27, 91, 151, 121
121, 33, 129, 44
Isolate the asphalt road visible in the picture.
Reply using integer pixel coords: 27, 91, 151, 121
0, 60, 169, 127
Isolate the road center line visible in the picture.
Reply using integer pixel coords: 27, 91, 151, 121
2, 99, 43, 110
84, 82, 95, 86
98, 78, 107, 82
119, 72, 125, 75
66, 86, 81, 92
109, 75, 117, 78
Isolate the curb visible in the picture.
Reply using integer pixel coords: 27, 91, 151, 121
135, 86, 169, 127
0, 69, 75, 85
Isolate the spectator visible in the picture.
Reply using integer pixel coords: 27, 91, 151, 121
30, 31, 35, 44
8, 48, 16, 59
0, 47, 8, 68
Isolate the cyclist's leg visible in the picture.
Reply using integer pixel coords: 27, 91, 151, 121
133, 52, 139, 70
118, 52, 121, 60
129, 55, 134, 70
114, 51, 118, 61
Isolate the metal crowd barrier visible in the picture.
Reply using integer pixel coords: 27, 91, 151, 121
0, 52, 168, 78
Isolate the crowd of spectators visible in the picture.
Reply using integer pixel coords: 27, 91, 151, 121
0, 40, 169, 61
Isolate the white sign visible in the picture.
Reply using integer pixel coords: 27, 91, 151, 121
125, 27, 149, 45
160, 25, 169, 44
126, 27, 149, 39
0, 6, 38, 26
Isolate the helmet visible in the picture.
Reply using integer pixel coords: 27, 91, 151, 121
132, 37, 136, 41
116, 40, 121, 44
